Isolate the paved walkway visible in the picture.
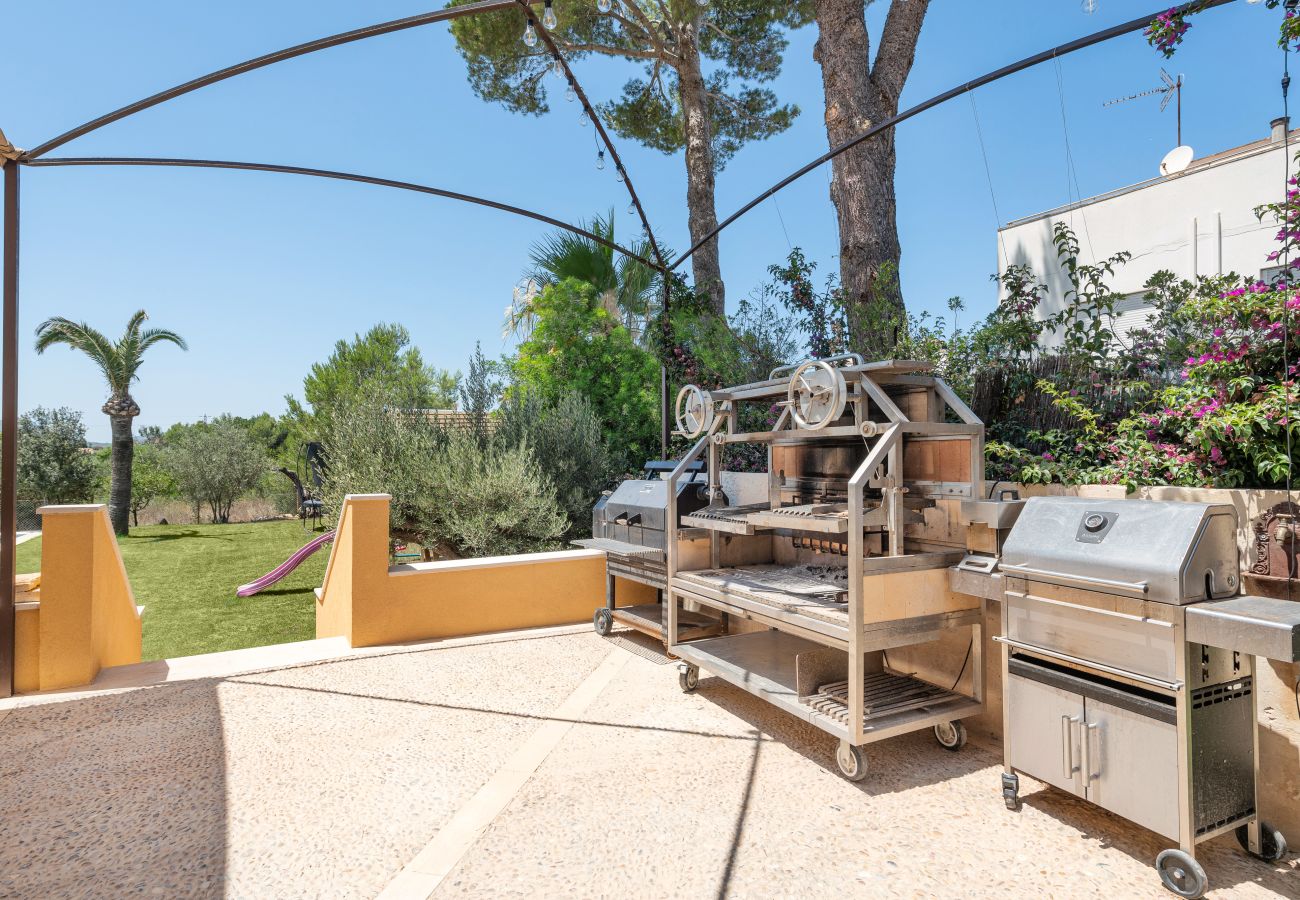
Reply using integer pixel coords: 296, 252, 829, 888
0, 626, 1295, 899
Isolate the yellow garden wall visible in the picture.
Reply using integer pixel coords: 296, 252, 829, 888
16, 505, 142, 692
316, 494, 656, 648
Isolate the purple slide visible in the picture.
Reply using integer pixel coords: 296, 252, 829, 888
236, 530, 335, 597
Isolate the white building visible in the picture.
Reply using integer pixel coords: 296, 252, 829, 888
998, 117, 1297, 342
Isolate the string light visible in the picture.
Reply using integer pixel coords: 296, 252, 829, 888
597, 0, 612, 11
580, 109, 589, 126
552, 58, 564, 78
565, 82, 576, 102
627, 200, 636, 215
523, 18, 538, 46
542, 0, 558, 31
596, 150, 606, 170
615, 167, 625, 183
1081, 0, 1098, 12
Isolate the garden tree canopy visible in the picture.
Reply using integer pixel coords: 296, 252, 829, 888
16, 407, 97, 505
811, 0, 928, 355
512, 277, 659, 462
33, 310, 187, 535
287, 323, 458, 429
450, 0, 812, 315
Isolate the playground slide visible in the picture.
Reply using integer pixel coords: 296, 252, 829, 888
236, 530, 335, 598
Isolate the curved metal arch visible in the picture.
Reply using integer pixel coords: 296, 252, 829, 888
16, 0, 667, 266
24, 156, 660, 269
22, 0, 526, 162
516, 0, 666, 271
669, 0, 1236, 271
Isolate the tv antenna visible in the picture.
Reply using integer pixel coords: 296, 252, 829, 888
1104, 68, 1183, 145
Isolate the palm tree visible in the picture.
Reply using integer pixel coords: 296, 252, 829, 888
505, 210, 660, 341
35, 311, 187, 535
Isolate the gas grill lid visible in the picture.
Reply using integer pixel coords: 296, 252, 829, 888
999, 497, 1239, 605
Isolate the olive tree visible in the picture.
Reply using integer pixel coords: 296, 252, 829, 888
164, 418, 268, 524
16, 407, 97, 505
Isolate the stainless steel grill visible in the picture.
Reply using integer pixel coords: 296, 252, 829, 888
980, 495, 1299, 898
575, 460, 723, 644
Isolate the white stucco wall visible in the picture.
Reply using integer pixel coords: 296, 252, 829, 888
998, 130, 1294, 344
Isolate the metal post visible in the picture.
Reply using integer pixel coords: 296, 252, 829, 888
0, 160, 19, 699
660, 276, 671, 457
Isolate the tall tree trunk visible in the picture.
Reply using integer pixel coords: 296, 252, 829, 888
812, 0, 928, 357
677, 31, 726, 316
107, 414, 134, 536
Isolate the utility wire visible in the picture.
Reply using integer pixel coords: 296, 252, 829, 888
968, 90, 1009, 269
1054, 53, 1097, 263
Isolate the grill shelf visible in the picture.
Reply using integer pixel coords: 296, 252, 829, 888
679, 503, 771, 535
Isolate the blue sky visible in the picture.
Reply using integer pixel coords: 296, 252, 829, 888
0, 0, 1288, 441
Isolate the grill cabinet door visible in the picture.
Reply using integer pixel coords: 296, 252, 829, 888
1007, 673, 1085, 797
1082, 697, 1180, 841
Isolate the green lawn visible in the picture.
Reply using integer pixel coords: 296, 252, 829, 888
16, 520, 331, 661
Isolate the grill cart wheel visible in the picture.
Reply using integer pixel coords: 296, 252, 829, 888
593, 608, 613, 637
1001, 772, 1020, 811
1235, 821, 1288, 863
678, 663, 699, 693
836, 740, 868, 782
1155, 849, 1208, 899
933, 721, 967, 751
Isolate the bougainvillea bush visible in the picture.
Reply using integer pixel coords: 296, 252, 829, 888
990, 184, 1300, 491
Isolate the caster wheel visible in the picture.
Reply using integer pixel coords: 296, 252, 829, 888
1235, 821, 1288, 863
934, 721, 967, 752
836, 740, 868, 782
678, 663, 699, 693
1155, 849, 1208, 899
593, 608, 613, 637
1001, 772, 1020, 811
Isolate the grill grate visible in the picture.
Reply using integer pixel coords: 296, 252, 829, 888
803, 671, 964, 726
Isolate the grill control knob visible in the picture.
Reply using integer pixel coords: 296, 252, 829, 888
1083, 513, 1107, 532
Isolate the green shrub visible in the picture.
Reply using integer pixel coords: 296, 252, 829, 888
423, 431, 567, 557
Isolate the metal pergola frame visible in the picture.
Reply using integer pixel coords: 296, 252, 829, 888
0, 0, 1229, 697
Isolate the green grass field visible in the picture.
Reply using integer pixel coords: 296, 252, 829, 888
16, 520, 331, 661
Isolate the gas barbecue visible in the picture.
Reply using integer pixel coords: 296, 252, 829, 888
574, 461, 724, 644
969, 495, 1300, 898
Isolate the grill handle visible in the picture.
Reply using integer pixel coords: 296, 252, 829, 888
993, 636, 1184, 692
1061, 715, 1080, 780
998, 564, 1149, 599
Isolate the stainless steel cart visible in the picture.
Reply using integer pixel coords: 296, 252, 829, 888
664, 357, 988, 780
973, 495, 1298, 898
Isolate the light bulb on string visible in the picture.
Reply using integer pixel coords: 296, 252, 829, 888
627, 201, 636, 215
552, 58, 564, 78
615, 167, 625, 183
695, 0, 707, 7
596, 150, 606, 171
523, 19, 538, 46
597, 0, 612, 12
542, 0, 557, 30
1080, 0, 1097, 12
565, 82, 576, 102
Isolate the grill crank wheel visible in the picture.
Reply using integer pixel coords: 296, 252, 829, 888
787, 360, 847, 430
593, 607, 613, 637
675, 384, 714, 438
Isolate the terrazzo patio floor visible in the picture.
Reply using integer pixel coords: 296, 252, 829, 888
0, 626, 1295, 899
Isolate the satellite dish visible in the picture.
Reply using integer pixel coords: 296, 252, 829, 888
1160, 145, 1194, 176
